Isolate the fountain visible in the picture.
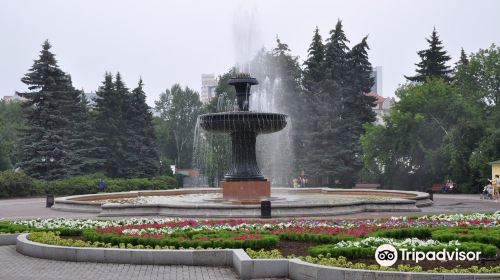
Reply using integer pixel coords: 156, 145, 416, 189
50, 78, 433, 217
198, 74, 287, 202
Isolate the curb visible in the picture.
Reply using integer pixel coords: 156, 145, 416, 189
15, 234, 287, 279
15, 234, 500, 280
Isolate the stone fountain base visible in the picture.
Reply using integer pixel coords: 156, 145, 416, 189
222, 180, 270, 202
51, 188, 433, 217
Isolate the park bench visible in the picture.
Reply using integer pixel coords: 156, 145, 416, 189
353, 183, 380, 189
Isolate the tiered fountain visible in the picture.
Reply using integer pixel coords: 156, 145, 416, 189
51, 75, 432, 217
198, 74, 287, 202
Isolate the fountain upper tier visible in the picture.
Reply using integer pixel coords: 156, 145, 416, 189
199, 75, 287, 134
198, 75, 288, 183
199, 112, 287, 134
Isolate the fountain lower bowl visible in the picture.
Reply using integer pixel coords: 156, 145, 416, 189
51, 188, 433, 218
198, 112, 288, 134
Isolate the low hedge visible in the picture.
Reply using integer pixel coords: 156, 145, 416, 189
432, 227, 500, 248
276, 232, 354, 244
0, 221, 31, 233
309, 242, 497, 258
83, 229, 278, 250
28, 231, 178, 249
369, 227, 433, 239
0, 221, 81, 235
37, 175, 178, 196
0, 172, 178, 198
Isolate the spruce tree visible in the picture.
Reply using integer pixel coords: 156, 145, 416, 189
456, 48, 469, 67
303, 26, 325, 92
346, 37, 377, 125
92, 72, 125, 177
16, 40, 74, 180
65, 88, 100, 175
302, 22, 377, 187
340, 37, 377, 185
122, 79, 160, 177
324, 20, 350, 84
302, 20, 352, 185
405, 28, 452, 82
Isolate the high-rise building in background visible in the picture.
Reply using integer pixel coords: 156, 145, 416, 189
370, 66, 383, 95
200, 74, 217, 103
367, 66, 395, 125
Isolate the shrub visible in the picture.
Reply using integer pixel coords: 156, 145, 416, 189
0, 170, 34, 198
0, 220, 82, 235
277, 232, 354, 243
0, 221, 31, 233
309, 241, 497, 258
150, 176, 178, 189
300, 255, 500, 273
83, 229, 278, 250
432, 227, 500, 248
33, 174, 178, 196
370, 227, 433, 239
246, 248, 285, 259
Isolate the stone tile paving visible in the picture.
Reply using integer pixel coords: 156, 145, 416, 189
0, 246, 287, 280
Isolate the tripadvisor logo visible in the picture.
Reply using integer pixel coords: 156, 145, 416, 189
375, 244, 482, 267
375, 244, 398, 267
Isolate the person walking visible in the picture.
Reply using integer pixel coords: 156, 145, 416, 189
98, 179, 107, 192
299, 170, 308, 188
490, 175, 500, 199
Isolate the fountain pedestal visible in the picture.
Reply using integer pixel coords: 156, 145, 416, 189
222, 180, 270, 201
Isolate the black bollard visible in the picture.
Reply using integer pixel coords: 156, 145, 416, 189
261, 200, 271, 218
46, 194, 55, 208
426, 188, 433, 201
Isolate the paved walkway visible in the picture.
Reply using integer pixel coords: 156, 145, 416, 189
0, 246, 286, 280
332, 193, 500, 219
0, 194, 497, 280
0, 197, 92, 219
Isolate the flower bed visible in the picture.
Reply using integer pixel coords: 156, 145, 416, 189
83, 228, 278, 249
5, 212, 500, 273
309, 237, 496, 258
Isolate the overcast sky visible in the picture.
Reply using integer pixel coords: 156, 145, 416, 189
1, 0, 499, 105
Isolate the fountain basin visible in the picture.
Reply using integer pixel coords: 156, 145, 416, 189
198, 112, 287, 134
51, 188, 432, 217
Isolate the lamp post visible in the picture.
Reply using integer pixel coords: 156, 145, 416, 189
42, 156, 55, 207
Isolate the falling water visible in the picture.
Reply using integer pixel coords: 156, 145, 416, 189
191, 4, 295, 188
250, 77, 294, 187
232, 4, 262, 73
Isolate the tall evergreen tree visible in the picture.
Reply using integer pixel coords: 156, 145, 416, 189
337, 37, 377, 185
301, 20, 352, 185
456, 48, 469, 68
303, 26, 325, 92
122, 79, 160, 177
324, 20, 350, 84
405, 28, 452, 82
92, 72, 125, 177
346, 37, 377, 125
65, 88, 99, 175
16, 40, 75, 180
301, 22, 377, 186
